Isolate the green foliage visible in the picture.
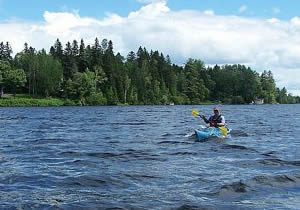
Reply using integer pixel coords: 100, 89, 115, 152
209, 64, 263, 104
0, 60, 10, 72
0, 97, 65, 107
36, 54, 63, 97
171, 95, 188, 105
0, 42, 12, 61
260, 70, 276, 103
183, 59, 209, 104
13, 45, 39, 96
106, 87, 118, 105
93, 65, 107, 89
276, 87, 298, 104
3, 68, 27, 95
63, 98, 77, 106
0, 60, 27, 97
0, 39, 298, 106
85, 92, 107, 105
231, 96, 245, 104
64, 71, 96, 103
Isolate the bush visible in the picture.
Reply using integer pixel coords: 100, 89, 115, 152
63, 99, 77, 106
171, 95, 188, 105
0, 98, 65, 107
85, 92, 107, 105
231, 96, 245, 104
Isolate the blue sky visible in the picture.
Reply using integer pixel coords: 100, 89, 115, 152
0, 0, 140, 20
1, 0, 299, 21
1, 0, 300, 95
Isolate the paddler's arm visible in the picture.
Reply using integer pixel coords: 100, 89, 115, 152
215, 122, 225, 127
200, 115, 209, 123
216, 116, 226, 127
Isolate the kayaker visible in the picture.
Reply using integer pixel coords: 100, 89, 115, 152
200, 107, 225, 128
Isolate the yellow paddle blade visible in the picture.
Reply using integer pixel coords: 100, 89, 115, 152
192, 109, 199, 117
219, 126, 228, 136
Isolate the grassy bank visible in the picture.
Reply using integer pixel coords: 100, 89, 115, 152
0, 94, 67, 107
0, 94, 218, 107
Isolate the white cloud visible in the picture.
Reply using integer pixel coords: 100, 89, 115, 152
1, 1, 300, 95
267, 18, 280, 24
239, 5, 247, 13
203, 10, 215, 16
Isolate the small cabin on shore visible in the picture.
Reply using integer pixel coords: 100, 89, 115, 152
250, 98, 264, 105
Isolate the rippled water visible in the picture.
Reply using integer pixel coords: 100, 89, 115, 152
1, 104, 300, 209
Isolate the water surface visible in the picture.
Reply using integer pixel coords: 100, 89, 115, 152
0, 105, 300, 209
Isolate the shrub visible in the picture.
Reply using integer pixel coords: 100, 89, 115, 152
0, 98, 65, 107
85, 92, 107, 105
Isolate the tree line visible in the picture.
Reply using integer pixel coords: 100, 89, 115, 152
0, 39, 299, 105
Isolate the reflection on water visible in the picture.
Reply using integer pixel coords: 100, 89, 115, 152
0, 104, 300, 209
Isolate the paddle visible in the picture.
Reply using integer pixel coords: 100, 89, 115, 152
192, 109, 227, 136
192, 109, 199, 117
219, 126, 228, 136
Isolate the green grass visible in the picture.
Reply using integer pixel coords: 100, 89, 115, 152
0, 96, 66, 107
0, 94, 219, 107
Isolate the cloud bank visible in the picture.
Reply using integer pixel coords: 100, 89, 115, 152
1, 0, 300, 95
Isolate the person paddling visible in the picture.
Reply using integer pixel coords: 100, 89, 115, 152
200, 107, 225, 128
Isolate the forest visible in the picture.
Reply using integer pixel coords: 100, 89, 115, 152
0, 38, 299, 106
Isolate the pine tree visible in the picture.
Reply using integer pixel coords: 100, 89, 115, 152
78, 39, 88, 72
51, 38, 63, 60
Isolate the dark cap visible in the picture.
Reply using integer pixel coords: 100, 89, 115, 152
214, 107, 220, 112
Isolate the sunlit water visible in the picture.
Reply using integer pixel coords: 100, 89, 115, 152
0, 104, 300, 209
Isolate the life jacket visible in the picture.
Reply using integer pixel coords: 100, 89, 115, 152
209, 115, 223, 127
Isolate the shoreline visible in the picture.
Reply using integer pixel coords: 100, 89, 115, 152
0, 95, 219, 107
0, 97, 296, 107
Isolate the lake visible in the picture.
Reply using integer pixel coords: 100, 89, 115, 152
0, 104, 300, 209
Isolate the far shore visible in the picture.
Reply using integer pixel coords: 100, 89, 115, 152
0, 94, 295, 107
0, 94, 219, 107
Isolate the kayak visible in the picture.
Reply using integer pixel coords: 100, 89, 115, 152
194, 127, 227, 141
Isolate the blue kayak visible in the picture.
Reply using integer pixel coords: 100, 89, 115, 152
194, 127, 227, 141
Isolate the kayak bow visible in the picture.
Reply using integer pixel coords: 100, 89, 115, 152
194, 127, 227, 141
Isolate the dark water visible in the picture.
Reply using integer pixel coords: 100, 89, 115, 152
1, 104, 300, 209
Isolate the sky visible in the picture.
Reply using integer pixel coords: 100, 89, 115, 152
1, 0, 300, 96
